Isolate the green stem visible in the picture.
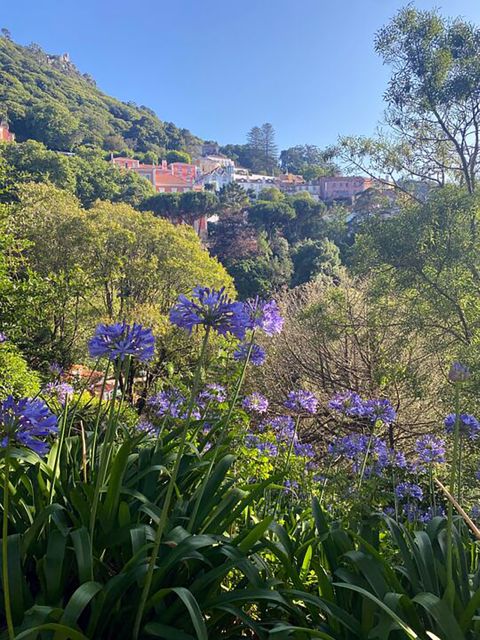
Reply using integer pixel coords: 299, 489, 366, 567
132, 327, 211, 640
48, 397, 69, 504
2, 451, 14, 640
90, 360, 111, 476
189, 336, 255, 532
273, 415, 301, 519
457, 435, 463, 503
446, 384, 461, 608
357, 431, 375, 491
89, 358, 122, 569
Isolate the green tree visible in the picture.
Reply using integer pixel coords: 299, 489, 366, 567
247, 199, 296, 239
23, 102, 82, 151
245, 123, 279, 174
217, 182, 250, 213
0, 343, 40, 399
5, 182, 233, 364
353, 186, 480, 354
165, 150, 191, 164
280, 144, 338, 177
340, 7, 480, 193
291, 238, 342, 287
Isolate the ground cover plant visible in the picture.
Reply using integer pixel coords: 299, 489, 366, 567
0, 286, 480, 639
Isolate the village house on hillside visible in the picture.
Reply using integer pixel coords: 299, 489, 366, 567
0, 122, 15, 142
111, 156, 202, 193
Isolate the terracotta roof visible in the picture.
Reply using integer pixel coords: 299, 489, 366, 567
155, 173, 190, 187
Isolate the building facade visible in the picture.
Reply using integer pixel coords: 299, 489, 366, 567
111, 156, 202, 193
0, 122, 15, 142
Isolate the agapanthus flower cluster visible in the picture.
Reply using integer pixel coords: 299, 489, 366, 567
448, 361, 470, 383
43, 382, 74, 405
415, 435, 446, 465
283, 479, 300, 492
233, 343, 266, 366
147, 389, 200, 420
395, 482, 423, 501
89, 321, 155, 362
169, 286, 248, 339
136, 419, 158, 436
363, 398, 397, 425
391, 450, 407, 469
0, 396, 58, 455
244, 433, 278, 456
293, 441, 315, 458
260, 415, 296, 442
285, 390, 318, 414
242, 298, 284, 336
328, 433, 390, 475
444, 413, 480, 440
0, 332, 7, 344
328, 391, 364, 416
197, 383, 227, 404
471, 505, 480, 521
48, 362, 63, 378
242, 393, 269, 414
328, 391, 396, 424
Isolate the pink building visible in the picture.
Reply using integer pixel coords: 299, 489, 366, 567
318, 176, 373, 201
279, 175, 373, 202
0, 122, 15, 143
112, 156, 207, 239
170, 162, 199, 184
111, 157, 201, 193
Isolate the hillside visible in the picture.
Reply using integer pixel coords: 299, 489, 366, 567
0, 34, 201, 155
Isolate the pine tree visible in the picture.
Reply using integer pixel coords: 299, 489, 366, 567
246, 126, 263, 172
261, 123, 278, 175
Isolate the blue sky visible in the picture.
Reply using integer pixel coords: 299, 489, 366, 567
4, 0, 480, 150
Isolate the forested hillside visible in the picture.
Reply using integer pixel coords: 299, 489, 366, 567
0, 33, 201, 155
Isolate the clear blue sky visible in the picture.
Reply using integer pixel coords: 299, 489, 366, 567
4, 0, 480, 150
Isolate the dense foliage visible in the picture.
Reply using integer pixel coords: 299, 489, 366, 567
0, 36, 201, 155
3, 6, 480, 640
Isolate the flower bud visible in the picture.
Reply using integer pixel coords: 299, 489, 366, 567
448, 361, 470, 383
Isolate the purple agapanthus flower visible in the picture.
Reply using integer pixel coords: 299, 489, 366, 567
198, 383, 227, 404
242, 298, 284, 336
328, 391, 396, 424
233, 342, 266, 366
0, 396, 58, 456
283, 479, 300, 493
415, 435, 446, 465
471, 505, 480, 521
257, 441, 278, 456
169, 286, 248, 339
242, 392, 269, 414
448, 362, 470, 383
395, 482, 423, 501
262, 415, 296, 442
329, 433, 389, 475
328, 391, 365, 417
147, 389, 200, 420
137, 419, 157, 435
48, 362, 63, 377
363, 398, 396, 425
43, 382, 74, 405
390, 450, 407, 469
294, 441, 315, 458
285, 390, 318, 414
0, 332, 7, 344
89, 321, 155, 362
444, 413, 480, 440
420, 505, 445, 523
